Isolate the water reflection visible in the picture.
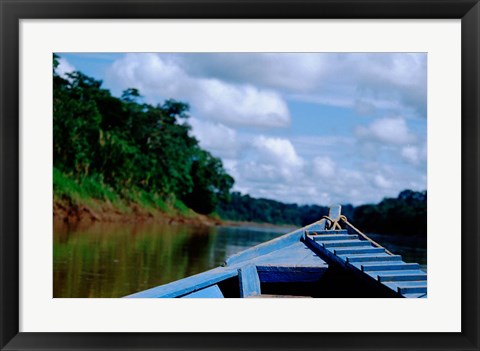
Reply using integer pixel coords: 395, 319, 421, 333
53, 222, 286, 298
53, 222, 427, 298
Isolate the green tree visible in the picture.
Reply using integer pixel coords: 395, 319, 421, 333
182, 150, 234, 214
53, 54, 234, 215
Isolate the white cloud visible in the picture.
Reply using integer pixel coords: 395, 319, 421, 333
224, 136, 306, 197
175, 53, 325, 93
197, 80, 290, 128
224, 132, 424, 205
56, 57, 75, 78
230, 152, 424, 206
187, 122, 426, 206
401, 146, 420, 164
373, 173, 392, 189
106, 53, 290, 129
356, 117, 415, 145
188, 118, 238, 159
232, 156, 415, 206
174, 53, 427, 119
252, 136, 304, 170
312, 156, 336, 179
354, 100, 376, 116
401, 143, 427, 166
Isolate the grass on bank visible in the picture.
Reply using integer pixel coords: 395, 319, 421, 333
53, 168, 194, 217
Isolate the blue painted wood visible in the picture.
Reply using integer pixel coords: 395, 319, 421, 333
343, 254, 402, 263
238, 264, 261, 297
390, 280, 428, 287
250, 243, 309, 263
257, 265, 327, 283
251, 242, 327, 268
404, 292, 428, 298
377, 272, 427, 282
309, 221, 327, 231
328, 205, 342, 221
384, 281, 427, 294
303, 232, 427, 298
125, 267, 237, 298
312, 234, 357, 241
322, 240, 372, 248
361, 262, 420, 272
309, 230, 348, 235
398, 286, 427, 294
181, 285, 224, 298
224, 220, 327, 266
332, 247, 385, 255
251, 241, 328, 283
365, 269, 427, 277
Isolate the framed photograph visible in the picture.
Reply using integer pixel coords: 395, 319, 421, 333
1, 0, 479, 350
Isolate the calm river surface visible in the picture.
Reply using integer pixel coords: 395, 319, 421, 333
53, 222, 427, 298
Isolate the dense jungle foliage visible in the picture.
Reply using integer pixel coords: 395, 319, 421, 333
217, 190, 426, 237
216, 192, 343, 226
53, 54, 234, 215
352, 190, 427, 236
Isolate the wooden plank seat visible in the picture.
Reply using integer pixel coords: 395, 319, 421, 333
249, 241, 328, 283
371, 271, 428, 282
333, 247, 385, 255
304, 231, 427, 298
239, 264, 261, 297
342, 254, 402, 263
308, 230, 348, 235
360, 262, 420, 271
322, 240, 372, 248
311, 234, 358, 241
383, 281, 428, 294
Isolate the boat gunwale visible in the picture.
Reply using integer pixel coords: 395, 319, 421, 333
223, 219, 327, 266
124, 219, 328, 298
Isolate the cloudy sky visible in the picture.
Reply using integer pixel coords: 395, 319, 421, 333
57, 52, 427, 206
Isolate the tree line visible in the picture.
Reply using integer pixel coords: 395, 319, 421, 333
217, 190, 426, 237
352, 189, 427, 236
53, 54, 233, 214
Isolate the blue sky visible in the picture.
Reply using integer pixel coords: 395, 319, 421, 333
57, 52, 427, 206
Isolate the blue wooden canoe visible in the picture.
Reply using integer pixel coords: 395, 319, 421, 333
125, 205, 427, 298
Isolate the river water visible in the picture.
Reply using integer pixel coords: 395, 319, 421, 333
53, 222, 427, 298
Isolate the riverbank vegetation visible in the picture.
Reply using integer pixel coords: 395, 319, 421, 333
53, 54, 233, 222
352, 190, 426, 237
217, 190, 426, 237
53, 55, 426, 237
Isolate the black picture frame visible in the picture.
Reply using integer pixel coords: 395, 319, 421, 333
1, 0, 479, 350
